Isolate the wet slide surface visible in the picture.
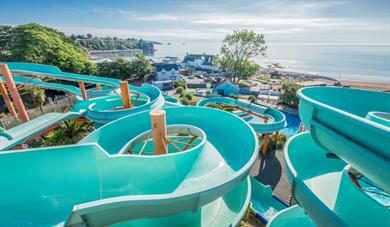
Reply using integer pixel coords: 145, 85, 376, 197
0, 107, 258, 226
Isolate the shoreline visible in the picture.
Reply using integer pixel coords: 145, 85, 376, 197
262, 67, 389, 91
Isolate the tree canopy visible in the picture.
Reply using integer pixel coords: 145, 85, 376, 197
97, 54, 153, 81
278, 80, 300, 108
216, 30, 266, 82
0, 23, 96, 74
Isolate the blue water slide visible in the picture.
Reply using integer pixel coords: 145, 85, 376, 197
0, 107, 258, 226
198, 97, 286, 133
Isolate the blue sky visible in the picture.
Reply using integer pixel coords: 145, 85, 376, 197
1, 0, 389, 44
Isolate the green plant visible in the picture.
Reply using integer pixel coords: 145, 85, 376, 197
216, 29, 266, 82
230, 94, 240, 100
175, 87, 184, 94
1, 24, 96, 74
173, 79, 187, 89
278, 80, 299, 108
180, 97, 190, 105
43, 119, 93, 146
183, 91, 193, 100
205, 102, 218, 108
267, 133, 287, 150
248, 95, 256, 103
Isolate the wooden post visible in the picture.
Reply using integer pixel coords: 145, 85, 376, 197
0, 64, 29, 122
298, 122, 305, 132
150, 109, 168, 155
96, 84, 102, 90
261, 134, 270, 156
0, 78, 17, 118
120, 81, 132, 109
78, 81, 88, 100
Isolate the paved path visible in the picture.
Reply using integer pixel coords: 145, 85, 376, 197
250, 148, 291, 202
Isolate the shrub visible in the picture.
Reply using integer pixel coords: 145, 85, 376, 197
175, 87, 184, 94
180, 97, 190, 105
230, 94, 240, 100
183, 91, 193, 100
205, 102, 218, 108
266, 133, 287, 150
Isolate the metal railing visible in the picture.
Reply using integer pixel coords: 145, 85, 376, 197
0, 96, 76, 129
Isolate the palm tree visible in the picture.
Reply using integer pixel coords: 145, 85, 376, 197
44, 119, 93, 146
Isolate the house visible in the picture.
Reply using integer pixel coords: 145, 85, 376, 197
154, 63, 180, 81
213, 81, 239, 96
163, 56, 181, 64
182, 53, 220, 73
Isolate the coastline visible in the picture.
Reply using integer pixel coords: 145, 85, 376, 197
340, 80, 390, 91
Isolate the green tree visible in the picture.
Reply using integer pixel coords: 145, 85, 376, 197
278, 80, 300, 108
1, 23, 96, 74
98, 57, 131, 80
216, 30, 266, 82
128, 53, 153, 82
97, 54, 153, 81
43, 119, 93, 146
21, 87, 46, 109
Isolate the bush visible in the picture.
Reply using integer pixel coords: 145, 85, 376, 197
230, 94, 240, 100
173, 79, 187, 89
266, 133, 287, 150
175, 87, 184, 94
205, 90, 211, 94
278, 80, 299, 108
205, 102, 218, 108
180, 97, 190, 105
183, 91, 193, 100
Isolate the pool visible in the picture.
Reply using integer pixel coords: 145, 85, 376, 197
280, 112, 301, 138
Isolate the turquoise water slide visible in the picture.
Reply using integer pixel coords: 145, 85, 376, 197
1, 62, 165, 123
198, 97, 286, 133
0, 107, 258, 226
0, 112, 81, 150
0, 75, 83, 95
249, 177, 288, 223
298, 87, 390, 193
279, 87, 390, 226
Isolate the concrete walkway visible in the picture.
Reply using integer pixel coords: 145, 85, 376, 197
250, 148, 291, 202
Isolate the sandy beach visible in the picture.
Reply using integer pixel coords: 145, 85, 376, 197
340, 80, 390, 92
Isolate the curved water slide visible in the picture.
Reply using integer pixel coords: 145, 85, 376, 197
198, 97, 286, 133
1, 62, 165, 123
0, 112, 82, 150
0, 107, 258, 226
277, 87, 390, 226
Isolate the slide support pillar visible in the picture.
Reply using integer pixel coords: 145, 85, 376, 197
78, 81, 88, 100
261, 133, 270, 156
120, 81, 132, 109
150, 109, 168, 155
0, 78, 17, 118
0, 64, 29, 122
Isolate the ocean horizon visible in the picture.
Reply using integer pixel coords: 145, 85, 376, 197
153, 42, 390, 83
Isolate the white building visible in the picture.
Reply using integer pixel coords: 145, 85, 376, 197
154, 63, 180, 81
182, 54, 219, 73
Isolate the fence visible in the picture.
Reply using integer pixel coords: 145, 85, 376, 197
0, 96, 76, 129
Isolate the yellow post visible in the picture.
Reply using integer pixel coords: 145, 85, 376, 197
78, 81, 88, 100
0, 78, 17, 118
96, 84, 102, 90
261, 134, 270, 156
150, 109, 168, 155
0, 64, 29, 122
120, 81, 132, 109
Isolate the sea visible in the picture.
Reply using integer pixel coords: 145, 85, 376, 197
152, 42, 390, 83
